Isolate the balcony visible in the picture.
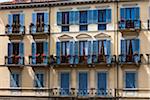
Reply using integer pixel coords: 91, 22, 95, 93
5, 55, 24, 67
29, 23, 50, 38
119, 54, 143, 65
5, 24, 25, 38
29, 54, 49, 67
118, 20, 141, 36
52, 88, 114, 98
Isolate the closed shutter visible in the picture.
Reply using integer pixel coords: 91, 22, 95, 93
132, 39, 140, 63
126, 8, 130, 20
57, 12, 62, 25
69, 41, 74, 64
32, 13, 37, 33
74, 11, 79, 24
93, 41, 98, 63
125, 72, 136, 88
56, 42, 61, 64
8, 43, 13, 64
78, 72, 88, 96
44, 12, 49, 33
19, 41, 24, 64
60, 72, 70, 95
20, 14, 25, 33
8, 14, 13, 34
74, 41, 79, 64
87, 10, 93, 24
32, 42, 36, 64
106, 9, 111, 23
97, 72, 107, 96
43, 42, 48, 64
120, 8, 125, 20
93, 10, 98, 23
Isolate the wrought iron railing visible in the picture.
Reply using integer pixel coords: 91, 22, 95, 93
29, 55, 49, 65
5, 56, 24, 65
5, 24, 25, 34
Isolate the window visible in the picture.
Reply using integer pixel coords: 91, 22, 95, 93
60, 72, 70, 95
13, 14, 20, 25
97, 72, 107, 96
98, 10, 107, 30
35, 73, 44, 88
60, 41, 69, 63
125, 71, 137, 88
79, 41, 88, 63
10, 72, 20, 87
80, 11, 88, 31
62, 26, 69, 32
31, 42, 48, 64
78, 72, 88, 96
121, 39, 140, 62
62, 12, 69, 25
36, 13, 44, 32
98, 24, 106, 30
8, 42, 24, 64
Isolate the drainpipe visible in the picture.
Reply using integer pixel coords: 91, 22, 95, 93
48, 5, 51, 100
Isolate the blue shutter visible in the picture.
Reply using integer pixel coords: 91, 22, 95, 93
78, 72, 88, 96
8, 14, 13, 34
87, 10, 93, 24
121, 40, 126, 62
69, 41, 74, 64
132, 39, 140, 63
74, 11, 79, 24
44, 12, 49, 33
57, 12, 62, 25
35, 73, 44, 88
131, 8, 135, 20
32, 42, 36, 64
39, 74, 44, 87
32, 13, 37, 33
69, 11, 74, 24
106, 40, 111, 64
10, 73, 19, 87
125, 72, 136, 88
74, 41, 79, 64
93, 41, 98, 63
20, 14, 25, 33
19, 42, 24, 65
62, 42, 65, 56
97, 72, 107, 96
93, 10, 98, 23
10, 73, 15, 87
8, 43, 13, 64
106, 9, 111, 23
44, 42, 48, 64
87, 41, 92, 64
135, 7, 140, 20
60, 72, 70, 95
120, 8, 125, 20
56, 42, 61, 64
126, 8, 130, 20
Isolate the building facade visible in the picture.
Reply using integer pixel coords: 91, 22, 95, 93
0, 0, 150, 99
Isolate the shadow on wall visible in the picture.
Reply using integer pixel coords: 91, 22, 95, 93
0, 17, 5, 35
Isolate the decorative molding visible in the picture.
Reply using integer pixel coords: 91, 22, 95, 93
34, 9, 48, 12
58, 34, 74, 41
58, 8, 73, 11
95, 5, 110, 9
122, 4, 138, 7
77, 6, 91, 10
10, 10, 23, 14
94, 33, 111, 39
76, 33, 92, 40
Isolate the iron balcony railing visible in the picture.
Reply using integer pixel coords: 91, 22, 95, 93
29, 54, 49, 65
118, 54, 143, 64
29, 23, 50, 34
5, 55, 24, 65
118, 20, 141, 30
5, 24, 25, 35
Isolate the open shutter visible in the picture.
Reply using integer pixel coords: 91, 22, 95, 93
93, 41, 98, 63
87, 41, 92, 64
105, 40, 111, 64
87, 10, 93, 24
10, 73, 19, 87
74, 11, 79, 24
97, 72, 107, 96
74, 41, 79, 64
132, 39, 140, 63
44, 12, 49, 33
93, 10, 98, 23
57, 12, 62, 25
32, 13, 37, 33
8, 43, 13, 64
8, 14, 13, 34
121, 40, 126, 62
78, 72, 88, 96
135, 7, 140, 20
69, 41, 74, 64
10, 73, 15, 87
56, 42, 61, 64
39, 74, 44, 87
20, 14, 25, 33
32, 42, 36, 64
19, 41, 24, 65
43, 42, 48, 64
60, 72, 70, 95
106, 9, 111, 23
